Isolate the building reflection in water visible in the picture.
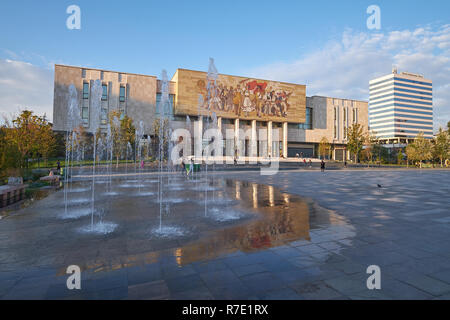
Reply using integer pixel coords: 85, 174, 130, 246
175, 181, 310, 265
252, 183, 258, 209
269, 185, 275, 207
58, 179, 352, 275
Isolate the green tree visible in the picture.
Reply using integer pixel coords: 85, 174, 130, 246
347, 123, 365, 163
108, 111, 135, 166
7, 110, 57, 168
153, 117, 170, 160
411, 132, 433, 168
397, 151, 404, 165
362, 132, 377, 166
36, 116, 56, 167
405, 143, 417, 168
318, 136, 330, 160
433, 128, 450, 167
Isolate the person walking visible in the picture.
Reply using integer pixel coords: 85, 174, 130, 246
303, 158, 307, 167
181, 158, 186, 176
309, 159, 312, 168
57, 160, 61, 172
320, 159, 325, 172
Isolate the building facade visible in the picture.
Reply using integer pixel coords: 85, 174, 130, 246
53, 65, 368, 160
369, 70, 433, 143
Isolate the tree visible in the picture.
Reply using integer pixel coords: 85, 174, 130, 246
153, 117, 170, 160
108, 110, 135, 166
397, 151, 404, 165
36, 116, 56, 166
433, 128, 450, 167
409, 132, 433, 168
6, 110, 57, 168
347, 123, 365, 163
362, 132, 377, 166
405, 143, 418, 168
318, 137, 330, 160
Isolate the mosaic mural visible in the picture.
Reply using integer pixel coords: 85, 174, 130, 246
172, 69, 306, 123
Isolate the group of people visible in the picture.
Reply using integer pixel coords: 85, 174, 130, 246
198, 78, 292, 118
180, 157, 195, 176
295, 153, 326, 172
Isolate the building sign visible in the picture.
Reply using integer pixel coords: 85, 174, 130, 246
172, 69, 306, 123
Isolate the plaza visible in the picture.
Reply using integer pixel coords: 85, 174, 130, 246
1, 168, 449, 300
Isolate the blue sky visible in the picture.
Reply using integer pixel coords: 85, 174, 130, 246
0, 0, 449, 129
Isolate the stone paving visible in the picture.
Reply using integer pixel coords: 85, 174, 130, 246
0, 169, 449, 300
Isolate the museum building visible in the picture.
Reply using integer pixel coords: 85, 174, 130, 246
53, 65, 368, 161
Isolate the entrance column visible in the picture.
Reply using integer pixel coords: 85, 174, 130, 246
217, 117, 223, 161
194, 116, 203, 162
282, 122, 288, 158
267, 121, 272, 157
217, 117, 222, 131
234, 118, 240, 158
251, 120, 257, 159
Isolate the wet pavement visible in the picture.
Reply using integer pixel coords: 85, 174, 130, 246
0, 169, 449, 300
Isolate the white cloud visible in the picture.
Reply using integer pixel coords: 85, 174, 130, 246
0, 58, 54, 121
246, 24, 450, 132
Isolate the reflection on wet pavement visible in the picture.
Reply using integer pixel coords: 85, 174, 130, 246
0, 175, 355, 299
2, 169, 449, 300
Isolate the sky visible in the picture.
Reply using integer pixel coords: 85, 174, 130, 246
0, 0, 449, 131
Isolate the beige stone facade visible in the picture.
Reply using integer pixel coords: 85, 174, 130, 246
53, 64, 164, 135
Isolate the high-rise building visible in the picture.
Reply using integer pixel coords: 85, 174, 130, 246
369, 69, 433, 143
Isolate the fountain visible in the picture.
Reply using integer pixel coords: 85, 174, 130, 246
63, 84, 81, 216
80, 80, 117, 234
151, 69, 186, 238
135, 121, 145, 193
203, 58, 219, 217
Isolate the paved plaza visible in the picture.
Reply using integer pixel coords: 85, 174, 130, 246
0, 168, 449, 300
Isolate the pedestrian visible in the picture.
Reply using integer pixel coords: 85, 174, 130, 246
140, 160, 144, 169
57, 160, 61, 171
344, 160, 347, 168
303, 158, 307, 167
321, 159, 325, 172
189, 157, 194, 176
309, 159, 312, 168
181, 158, 186, 175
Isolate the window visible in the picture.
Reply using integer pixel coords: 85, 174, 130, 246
353, 108, 358, 123
299, 107, 312, 129
119, 86, 126, 102
83, 82, 89, 99
101, 107, 108, 124
81, 69, 86, 78
343, 108, 347, 139
118, 73, 123, 82
100, 71, 104, 80
156, 93, 175, 117
82, 106, 89, 120
102, 84, 108, 101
